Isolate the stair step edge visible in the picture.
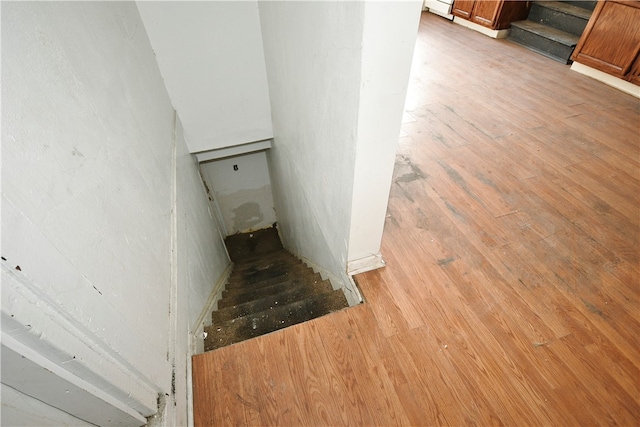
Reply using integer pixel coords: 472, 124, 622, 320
507, 36, 573, 64
212, 281, 336, 322
532, 1, 593, 20
218, 277, 330, 308
225, 270, 322, 291
510, 21, 580, 46
204, 290, 349, 351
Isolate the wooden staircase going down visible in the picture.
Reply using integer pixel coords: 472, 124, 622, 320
204, 227, 349, 352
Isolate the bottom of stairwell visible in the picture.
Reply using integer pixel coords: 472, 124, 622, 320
204, 226, 349, 351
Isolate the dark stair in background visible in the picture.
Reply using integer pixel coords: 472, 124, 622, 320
204, 227, 349, 351
507, 1, 596, 64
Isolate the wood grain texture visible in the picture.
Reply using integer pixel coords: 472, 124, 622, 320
192, 11, 640, 426
572, 0, 640, 78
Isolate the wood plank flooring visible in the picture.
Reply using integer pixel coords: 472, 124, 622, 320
192, 11, 640, 426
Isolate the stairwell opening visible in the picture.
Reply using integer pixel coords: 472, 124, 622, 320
197, 149, 353, 352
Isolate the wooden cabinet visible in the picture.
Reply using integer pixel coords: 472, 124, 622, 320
452, 0, 475, 19
452, 0, 531, 30
571, 0, 640, 81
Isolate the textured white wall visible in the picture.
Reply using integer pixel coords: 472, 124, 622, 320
200, 151, 276, 235
136, 1, 273, 153
1, 2, 229, 423
348, 1, 422, 266
259, 1, 364, 302
259, 1, 421, 297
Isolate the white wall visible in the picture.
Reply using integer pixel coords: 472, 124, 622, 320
348, 1, 423, 271
259, 2, 421, 300
1, 2, 229, 424
136, 1, 273, 154
200, 151, 276, 235
259, 1, 365, 303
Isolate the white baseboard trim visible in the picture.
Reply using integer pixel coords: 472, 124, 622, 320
190, 262, 233, 355
570, 62, 640, 99
452, 17, 510, 39
347, 253, 386, 276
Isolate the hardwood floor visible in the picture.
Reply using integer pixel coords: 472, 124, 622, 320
192, 11, 640, 426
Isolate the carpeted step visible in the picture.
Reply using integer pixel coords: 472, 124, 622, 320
212, 280, 335, 323
204, 290, 349, 351
508, 20, 580, 64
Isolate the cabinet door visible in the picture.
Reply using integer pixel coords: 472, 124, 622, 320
470, 1, 502, 28
452, 0, 475, 19
572, 1, 640, 78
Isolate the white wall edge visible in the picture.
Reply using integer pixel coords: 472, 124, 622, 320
347, 252, 386, 276
570, 61, 640, 98
195, 140, 272, 163
452, 16, 510, 39
1, 333, 147, 426
190, 263, 233, 355
0, 263, 160, 416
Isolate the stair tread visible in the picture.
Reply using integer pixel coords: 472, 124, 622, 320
213, 280, 335, 322
205, 290, 349, 351
510, 20, 580, 46
533, 1, 593, 20
230, 258, 308, 278
226, 267, 320, 291
219, 275, 325, 308
229, 265, 310, 287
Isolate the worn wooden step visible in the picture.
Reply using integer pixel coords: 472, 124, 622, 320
230, 259, 303, 278
212, 280, 335, 323
219, 274, 325, 308
204, 290, 349, 351
231, 250, 302, 272
228, 264, 316, 289
224, 227, 283, 262
508, 20, 580, 64
229, 260, 309, 286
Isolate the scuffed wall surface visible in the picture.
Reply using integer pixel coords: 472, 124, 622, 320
1, 2, 228, 421
2, 0, 172, 389
258, 2, 364, 285
200, 151, 276, 235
